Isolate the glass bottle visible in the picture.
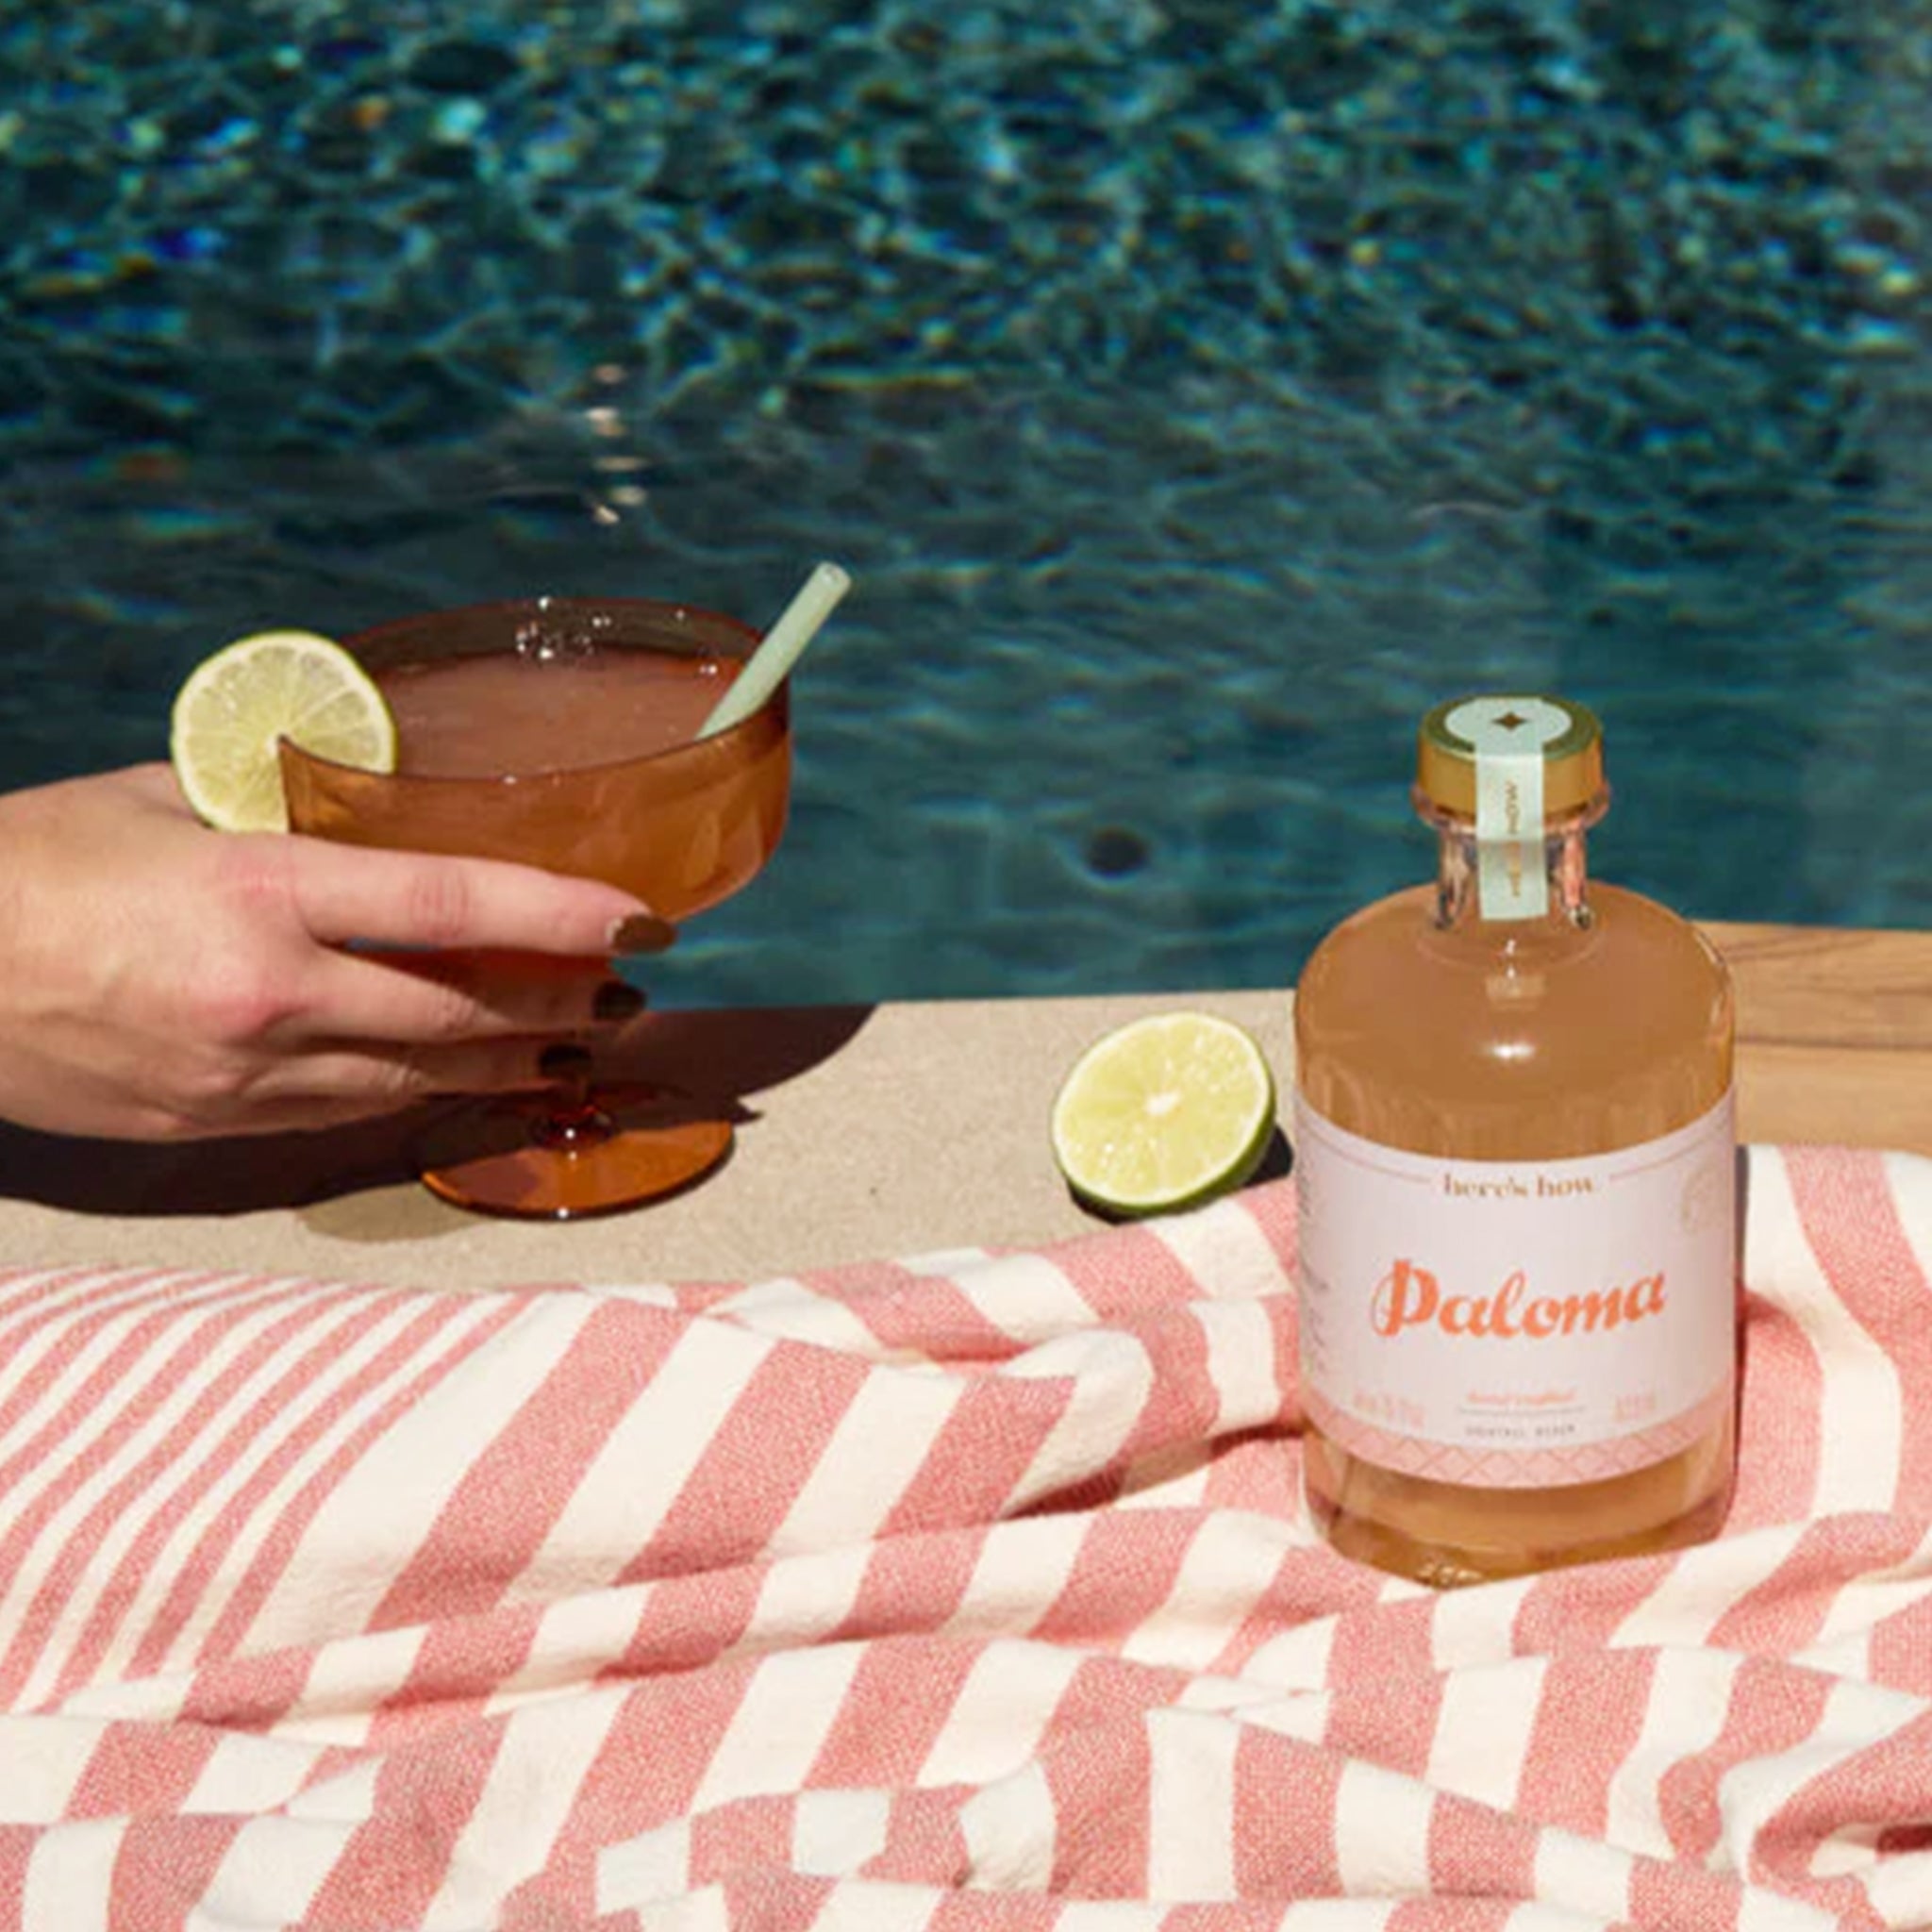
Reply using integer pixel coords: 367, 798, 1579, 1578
1292, 695, 1736, 1585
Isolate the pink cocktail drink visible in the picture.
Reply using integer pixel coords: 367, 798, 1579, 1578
282, 600, 790, 924
278, 596, 792, 1219
382, 649, 733, 771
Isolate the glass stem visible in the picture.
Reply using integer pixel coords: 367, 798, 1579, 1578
534, 1051, 612, 1151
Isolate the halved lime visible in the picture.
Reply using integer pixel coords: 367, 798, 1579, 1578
1050, 1010, 1276, 1217
170, 629, 397, 832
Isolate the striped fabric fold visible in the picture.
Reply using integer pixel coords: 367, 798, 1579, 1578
0, 1144, 1927, 1931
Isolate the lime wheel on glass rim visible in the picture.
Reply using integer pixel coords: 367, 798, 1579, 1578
169, 629, 397, 832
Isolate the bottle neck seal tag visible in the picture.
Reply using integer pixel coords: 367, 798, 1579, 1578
1441, 697, 1572, 920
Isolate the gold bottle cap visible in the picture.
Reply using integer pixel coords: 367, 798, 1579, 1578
1417, 693, 1605, 819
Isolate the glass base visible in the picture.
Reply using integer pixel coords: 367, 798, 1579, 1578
413, 1081, 734, 1220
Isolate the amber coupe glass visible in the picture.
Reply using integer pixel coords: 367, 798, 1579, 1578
279, 596, 791, 1219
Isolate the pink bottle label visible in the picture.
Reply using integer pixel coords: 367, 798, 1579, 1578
1293, 1093, 1736, 1488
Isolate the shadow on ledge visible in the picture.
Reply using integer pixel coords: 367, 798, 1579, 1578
0, 1005, 874, 1219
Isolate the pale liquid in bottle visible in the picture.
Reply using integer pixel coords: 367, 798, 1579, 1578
1292, 696, 1736, 1585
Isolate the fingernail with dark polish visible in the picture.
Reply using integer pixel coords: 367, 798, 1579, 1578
609, 913, 676, 956
539, 1042, 594, 1082
592, 978, 646, 1023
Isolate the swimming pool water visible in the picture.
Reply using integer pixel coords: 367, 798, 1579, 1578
5, 3, 1929, 1007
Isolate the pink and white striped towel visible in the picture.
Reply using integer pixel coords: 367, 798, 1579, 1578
0, 1144, 1927, 1931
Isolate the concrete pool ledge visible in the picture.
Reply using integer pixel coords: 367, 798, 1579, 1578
0, 920, 1927, 1290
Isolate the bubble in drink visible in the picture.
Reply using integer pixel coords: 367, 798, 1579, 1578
513, 618, 598, 665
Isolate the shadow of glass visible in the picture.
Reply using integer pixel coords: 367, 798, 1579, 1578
0, 1004, 874, 1218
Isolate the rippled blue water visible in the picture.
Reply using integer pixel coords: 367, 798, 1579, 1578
4, 3, 1928, 1006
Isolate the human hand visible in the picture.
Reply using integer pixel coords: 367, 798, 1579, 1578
0, 764, 670, 1141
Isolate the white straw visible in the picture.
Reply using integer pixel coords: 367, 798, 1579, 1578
698, 561, 851, 738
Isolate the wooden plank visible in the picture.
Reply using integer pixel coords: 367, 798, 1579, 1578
1701, 922, 1932, 1051
1733, 1042, 1932, 1157
1689, 924, 1932, 1155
